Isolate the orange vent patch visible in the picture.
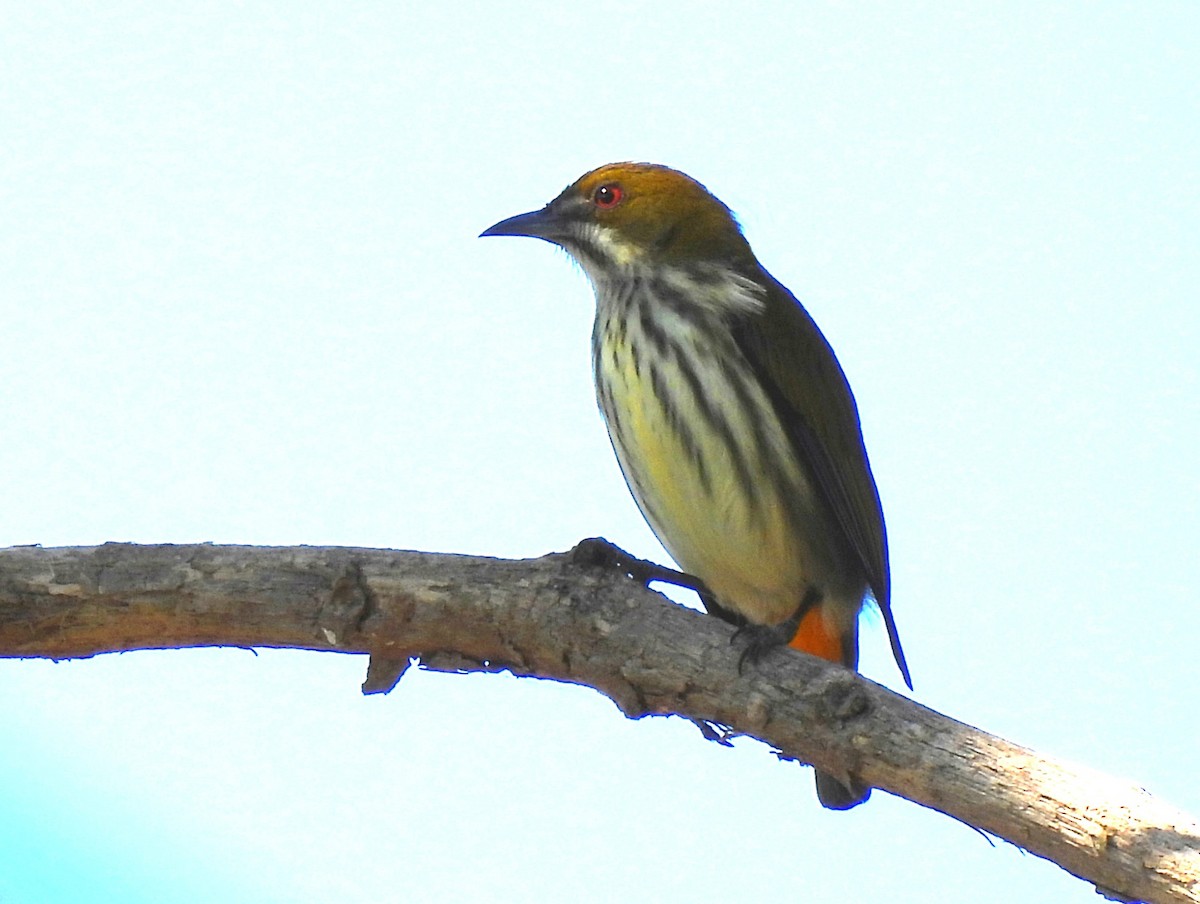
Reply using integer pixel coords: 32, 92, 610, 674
788, 605, 845, 665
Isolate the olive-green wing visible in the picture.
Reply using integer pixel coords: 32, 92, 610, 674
732, 269, 912, 689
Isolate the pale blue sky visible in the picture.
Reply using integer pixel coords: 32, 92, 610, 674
1, 3, 1197, 902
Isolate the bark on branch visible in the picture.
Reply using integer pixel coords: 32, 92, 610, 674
0, 542, 1196, 903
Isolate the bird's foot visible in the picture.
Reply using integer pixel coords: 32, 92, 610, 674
731, 590, 821, 673
570, 537, 710, 594
731, 621, 794, 674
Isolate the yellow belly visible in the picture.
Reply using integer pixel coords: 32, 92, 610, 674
595, 318, 823, 627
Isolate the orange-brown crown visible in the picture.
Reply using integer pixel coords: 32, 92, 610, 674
558, 162, 754, 266
482, 163, 756, 269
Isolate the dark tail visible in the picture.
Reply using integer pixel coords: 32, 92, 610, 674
815, 770, 871, 810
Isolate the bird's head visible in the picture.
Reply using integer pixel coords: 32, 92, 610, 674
481, 163, 754, 277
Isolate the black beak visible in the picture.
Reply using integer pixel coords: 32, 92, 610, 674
480, 206, 570, 244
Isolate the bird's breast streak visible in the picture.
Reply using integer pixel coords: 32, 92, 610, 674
595, 312, 818, 626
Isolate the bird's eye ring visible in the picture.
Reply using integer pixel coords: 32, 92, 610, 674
592, 183, 623, 210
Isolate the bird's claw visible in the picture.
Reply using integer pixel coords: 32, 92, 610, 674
732, 622, 792, 674
570, 538, 710, 594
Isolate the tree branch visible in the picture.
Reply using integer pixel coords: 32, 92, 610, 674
1, 542, 1196, 903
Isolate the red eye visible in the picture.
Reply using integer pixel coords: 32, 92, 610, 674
592, 183, 623, 209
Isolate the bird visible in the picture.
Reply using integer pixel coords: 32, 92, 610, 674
481, 162, 911, 809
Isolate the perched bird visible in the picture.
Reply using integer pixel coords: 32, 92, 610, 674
481, 163, 911, 809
